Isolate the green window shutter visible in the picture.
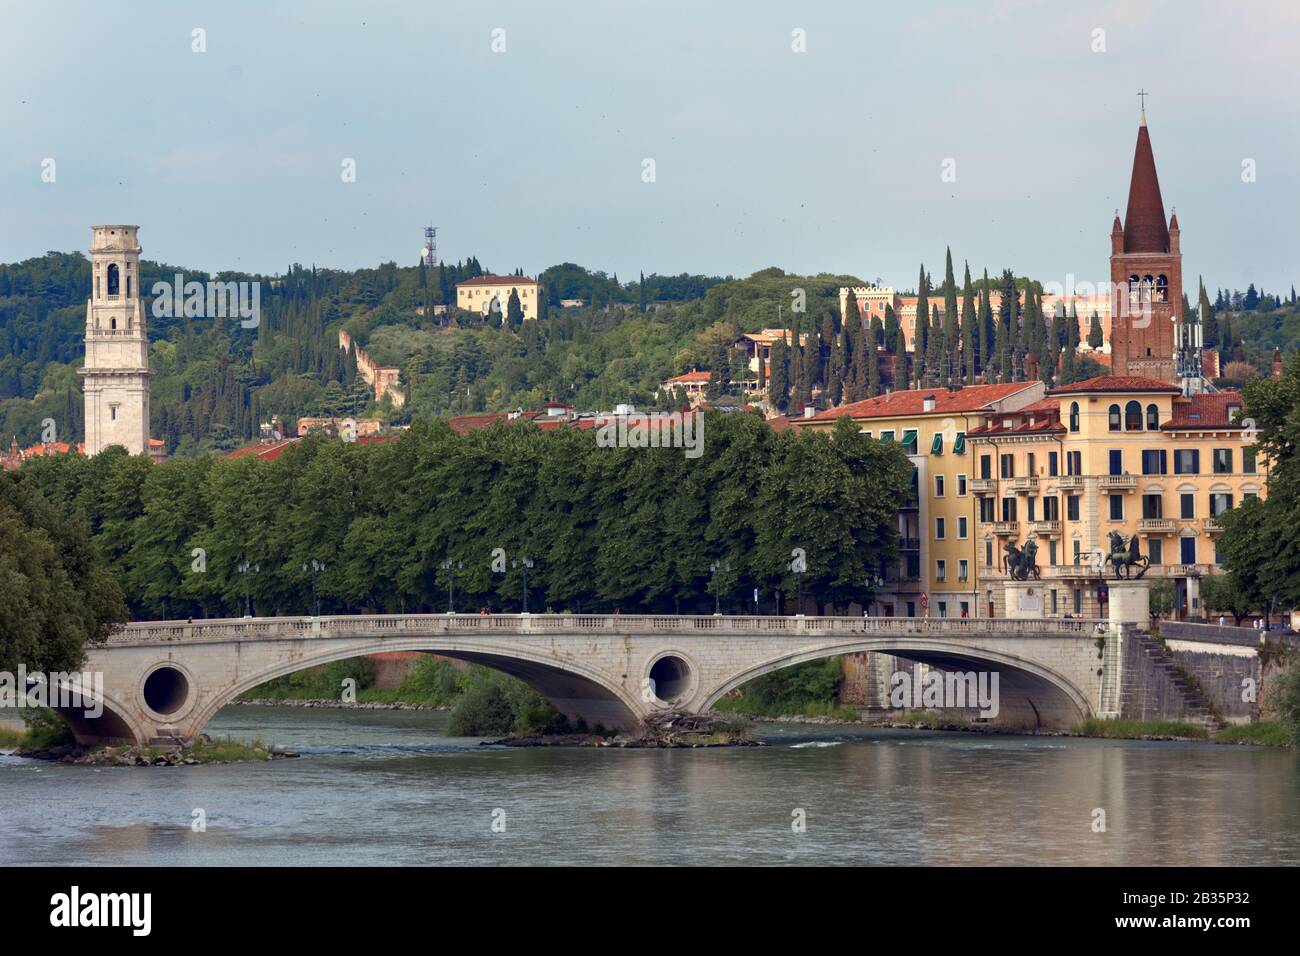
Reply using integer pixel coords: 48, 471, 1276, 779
880, 430, 895, 442
902, 429, 918, 453
954, 432, 966, 454
931, 433, 944, 455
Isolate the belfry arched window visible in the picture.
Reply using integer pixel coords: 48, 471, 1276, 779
1108, 404, 1121, 431
1146, 404, 1159, 430
1129, 275, 1141, 304
1125, 400, 1143, 431
1069, 401, 1080, 432
107, 263, 120, 296
1155, 275, 1168, 303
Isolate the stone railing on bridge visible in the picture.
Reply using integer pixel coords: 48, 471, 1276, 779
101, 614, 1107, 647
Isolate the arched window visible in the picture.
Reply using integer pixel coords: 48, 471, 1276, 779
1155, 275, 1168, 303
1125, 400, 1143, 430
1108, 404, 1121, 431
110, 317, 117, 330
107, 263, 120, 296
1146, 404, 1159, 430
1129, 275, 1140, 304
1069, 401, 1080, 432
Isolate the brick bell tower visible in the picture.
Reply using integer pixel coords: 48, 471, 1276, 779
1109, 107, 1180, 382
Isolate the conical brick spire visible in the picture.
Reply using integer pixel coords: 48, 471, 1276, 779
1122, 117, 1169, 253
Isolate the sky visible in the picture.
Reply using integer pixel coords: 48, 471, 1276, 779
2, 0, 1296, 293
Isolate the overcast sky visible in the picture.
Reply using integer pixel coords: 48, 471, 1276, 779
3, 0, 1296, 293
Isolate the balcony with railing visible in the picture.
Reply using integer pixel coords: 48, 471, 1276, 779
1056, 475, 1085, 491
1100, 474, 1137, 491
1202, 517, 1224, 533
969, 478, 995, 495
1009, 476, 1038, 492
899, 537, 921, 551
1138, 518, 1176, 533
1031, 519, 1061, 535
992, 521, 1020, 536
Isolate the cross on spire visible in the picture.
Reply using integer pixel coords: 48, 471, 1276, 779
1137, 88, 1148, 111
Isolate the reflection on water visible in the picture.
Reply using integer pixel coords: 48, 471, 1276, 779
2, 705, 1298, 866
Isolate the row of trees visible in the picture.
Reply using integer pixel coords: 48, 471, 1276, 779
4, 413, 911, 622
751, 250, 1107, 413
1218, 351, 1300, 623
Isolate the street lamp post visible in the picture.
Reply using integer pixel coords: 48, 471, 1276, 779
710, 559, 731, 616
441, 558, 462, 614
302, 558, 326, 617
238, 560, 260, 618
512, 557, 534, 614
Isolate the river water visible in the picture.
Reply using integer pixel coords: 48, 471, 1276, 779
2, 706, 1298, 866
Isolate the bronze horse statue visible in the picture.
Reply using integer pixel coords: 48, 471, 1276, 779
1107, 530, 1150, 579
1004, 539, 1040, 581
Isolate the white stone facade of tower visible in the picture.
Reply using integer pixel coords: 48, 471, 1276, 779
79, 225, 152, 456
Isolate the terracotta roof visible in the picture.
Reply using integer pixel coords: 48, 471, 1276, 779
800, 382, 1039, 423
665, 370, 711, 384
456, 274, 538, 287
1123, 118, 1170, 253
226, 438, 299, 461
1161, 392, 1247, 431
1048, 375, 1180, 395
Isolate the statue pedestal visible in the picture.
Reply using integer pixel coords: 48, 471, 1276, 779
1003, 582, 1045, 620
1107, 580, 1151, 628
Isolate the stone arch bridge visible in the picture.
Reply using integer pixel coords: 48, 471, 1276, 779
63, 614, 1125, 745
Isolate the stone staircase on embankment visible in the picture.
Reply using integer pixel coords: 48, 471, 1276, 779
1128, 633, 1226, 734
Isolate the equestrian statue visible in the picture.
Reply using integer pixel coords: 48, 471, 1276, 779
1106, 530, 1149, 579
1003, 538, 1040, 581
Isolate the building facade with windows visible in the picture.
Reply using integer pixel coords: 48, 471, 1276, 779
796, 381, 1047, 619
967, 376, 1257, 619
795, 375, 1258, 620
455, 275, 542, 320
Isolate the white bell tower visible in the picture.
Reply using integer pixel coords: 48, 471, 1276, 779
80, 225, 152, 456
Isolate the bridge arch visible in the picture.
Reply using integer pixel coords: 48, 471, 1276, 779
699, 637, 1092, 730
186, 637, 645, 738
50, 680, 149, 746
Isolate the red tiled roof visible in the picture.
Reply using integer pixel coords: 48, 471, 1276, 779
226, 438, 299, 461
665, 370, 711, 384
1048, 375, 1180, 395
456, 274, 538, 287
800, 382, 1039, 423
1161, 392, 1247, 431
968, 418, 1065, 437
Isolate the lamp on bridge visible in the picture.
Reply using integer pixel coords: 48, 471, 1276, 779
511, 556, 534, 614
302, 559, 326, 618
440, 558, 463, 614
238, 560, 260, 618
709, 559, 732, 616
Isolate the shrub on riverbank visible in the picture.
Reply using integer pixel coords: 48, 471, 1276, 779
714, 658, 854, 719
1270, 658, 1300, 748
1073, 718, 1208, 740
446, 667, 568, 737
1214, 722, 1291, 746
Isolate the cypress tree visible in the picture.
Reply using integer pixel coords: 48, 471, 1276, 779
1087, 311, 1104, 349
1198, 276, 1218, 349
960, 263, 976, 384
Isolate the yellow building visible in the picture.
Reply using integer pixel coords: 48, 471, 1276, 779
455, 275, 542, 320
796, 376, 1260, 621
797, 381, 1047, 619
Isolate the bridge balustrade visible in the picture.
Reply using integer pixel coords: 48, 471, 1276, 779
102, 614, 1107, 646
